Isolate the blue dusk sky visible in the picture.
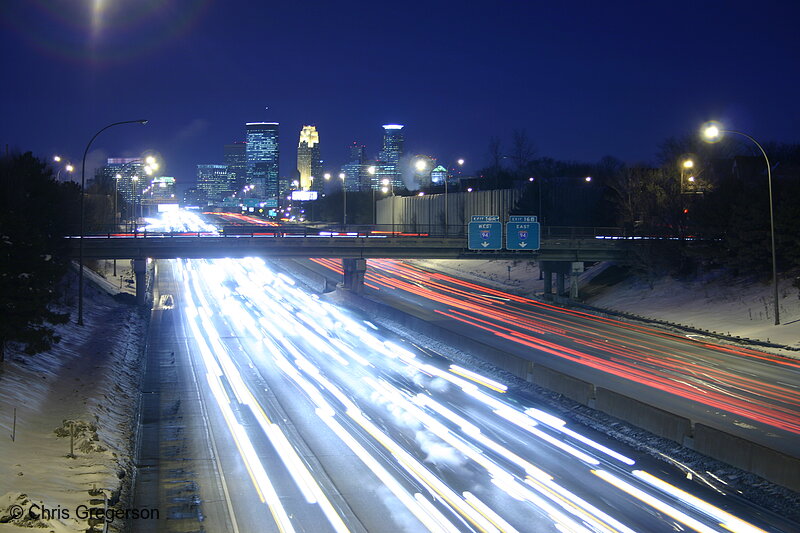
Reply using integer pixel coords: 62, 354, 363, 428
1, 0, 798, 187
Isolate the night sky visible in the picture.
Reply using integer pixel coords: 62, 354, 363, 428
2, 0, 798, 191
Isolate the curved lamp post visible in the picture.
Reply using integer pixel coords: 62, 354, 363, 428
338, 172, 347, 227
53, 156, 75, 181
368, 165, 377, 225
702, 123, 779, 325
78, 119, 148, 326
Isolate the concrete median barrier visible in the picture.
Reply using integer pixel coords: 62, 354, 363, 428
692, 424, 800, 492
595, 388, 692, 444
529, 364, 594, 405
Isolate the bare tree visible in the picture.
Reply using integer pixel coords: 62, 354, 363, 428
487, 136, 504, 188
510, 129, 536, 173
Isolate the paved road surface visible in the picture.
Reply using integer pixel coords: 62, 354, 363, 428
132, 258, 794, 532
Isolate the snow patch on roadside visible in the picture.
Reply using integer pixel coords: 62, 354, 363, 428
0, 269, 147, 532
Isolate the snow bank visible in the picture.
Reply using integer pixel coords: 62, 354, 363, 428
0, 269, 147, 532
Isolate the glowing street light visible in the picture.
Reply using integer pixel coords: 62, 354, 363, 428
679, 159, 696, 193
57, 163, 74, 181
367, 166, 379, 225
339, 172, 347, 226
702, 124, 721, 141
415, 159, 428, 173
702, 121, 780, 324
78, 119, 147, 326
53, 155, 74, 181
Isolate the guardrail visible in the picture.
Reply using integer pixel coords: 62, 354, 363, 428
76, 224, 629, 240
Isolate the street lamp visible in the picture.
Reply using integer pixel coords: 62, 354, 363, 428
339, 172, 347, 226
78, 119, 147, 326
58, 163, 74, 182
53, 156, 74, 181
441, 159, 463, 236
131, 175, 140, 231
368, 165, 378, 225
702, 122, 780, 325
380, 178, 394, 234
681, 159, 694, 192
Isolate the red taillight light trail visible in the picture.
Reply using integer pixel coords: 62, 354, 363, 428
311, 258, 800, 436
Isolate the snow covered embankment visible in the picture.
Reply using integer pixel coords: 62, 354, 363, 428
0, 278, 147, 533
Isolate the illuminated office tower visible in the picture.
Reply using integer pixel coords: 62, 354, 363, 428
246, 122, 280, 201
297, 125, 322, 191
149, 176, 176, 201
349, 141, 366, 164
376, 124, 404, 189
197, 164, 231, 204
224, 141, 247, 192
98, 157, 145, 205
342, 141, 372, 191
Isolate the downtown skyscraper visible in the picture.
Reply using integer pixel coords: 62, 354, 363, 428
246, 122, 280, 202
297, 125, 322, 191
376, 124, 404, 190
197, 164, 232, 204
223, 141, 247, 193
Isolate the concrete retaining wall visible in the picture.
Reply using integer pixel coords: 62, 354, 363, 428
529, 364, 594, 405
693, 424, 800, 492
595, 388, 692, 444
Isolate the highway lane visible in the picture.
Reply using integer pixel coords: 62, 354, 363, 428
305, 258, 800, 456
146, 257, 791, 532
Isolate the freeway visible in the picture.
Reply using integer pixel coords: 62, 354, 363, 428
137, 257, 792, 532
305, 258, 800, 457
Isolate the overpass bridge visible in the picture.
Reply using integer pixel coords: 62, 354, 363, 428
67, 226, 630, 302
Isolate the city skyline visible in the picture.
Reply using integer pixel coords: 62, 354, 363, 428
2, 2, 799, 192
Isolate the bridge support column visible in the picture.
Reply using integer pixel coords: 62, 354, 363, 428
342, 258, 367, 293
570, 272, 580, 299
542, 261, 573, 301
542, 267, 552, 300
133, 258, 148, 306
570, 261, 584, 300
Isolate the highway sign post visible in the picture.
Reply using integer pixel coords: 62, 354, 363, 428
506, 215, 540, 250
468, 215, 502, 250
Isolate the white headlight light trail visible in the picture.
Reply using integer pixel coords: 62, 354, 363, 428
462, 491, 521, 533
449, 364, 508, 393
592, 470, 719, 533
632, 470, 767, 533
203, 367, 295, 532
490, 478, 590, 533
184, 260, 354, 532
525, 477, 637, 533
